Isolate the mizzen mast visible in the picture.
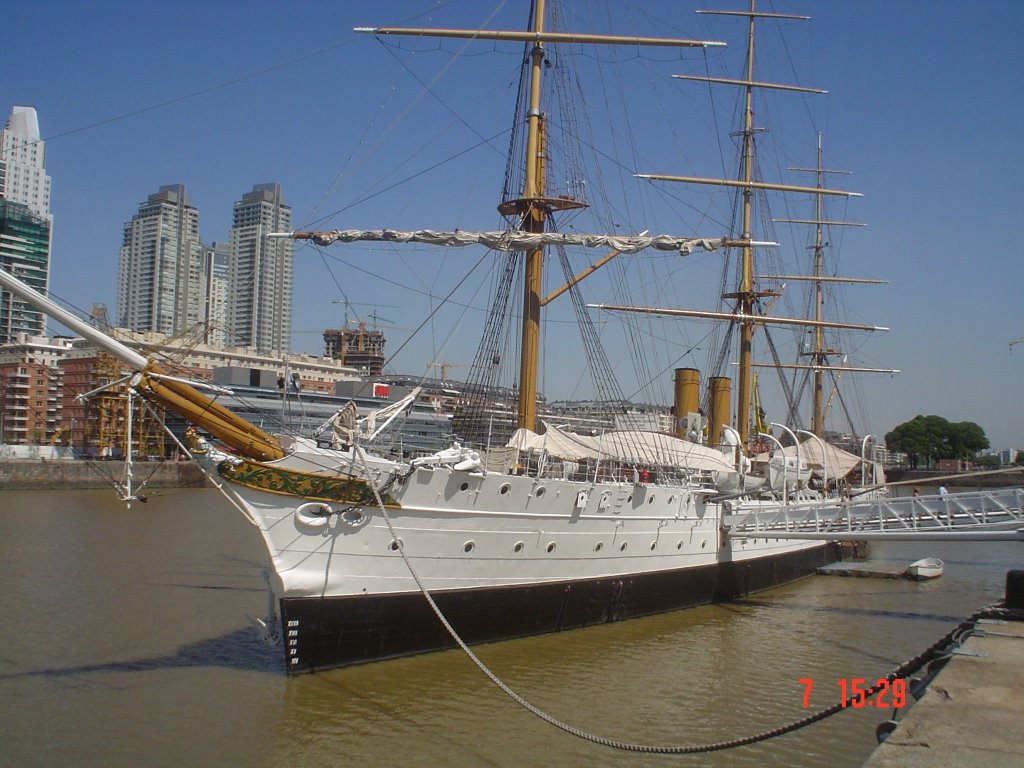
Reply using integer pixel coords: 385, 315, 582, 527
767, 133, 895, 435
357, 5, 724, 431
780, 134, 861, 435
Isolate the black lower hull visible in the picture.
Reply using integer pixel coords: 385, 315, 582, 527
280, 542, 842, 674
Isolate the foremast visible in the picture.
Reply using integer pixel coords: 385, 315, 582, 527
356, 6, 724, 431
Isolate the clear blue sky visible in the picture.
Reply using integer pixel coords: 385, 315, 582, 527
4, 1, 1023, 451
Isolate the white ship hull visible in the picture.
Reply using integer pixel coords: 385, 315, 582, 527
209, 442, 836, 673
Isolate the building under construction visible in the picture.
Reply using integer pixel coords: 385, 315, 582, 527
323, 325, 386, 376
61, 349, 166, 458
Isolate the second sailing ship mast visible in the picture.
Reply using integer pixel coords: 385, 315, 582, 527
636, 0, 872, 445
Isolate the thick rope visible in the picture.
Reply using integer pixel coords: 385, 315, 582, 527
362, 461, 1011, 753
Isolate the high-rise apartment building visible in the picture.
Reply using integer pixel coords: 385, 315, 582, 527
0, 106, 52, 345
117, 184, 207, 337
228, 183, 292, 355
203, 241, 230, 348
0, 201, 51, 344
0, 106, 52, 220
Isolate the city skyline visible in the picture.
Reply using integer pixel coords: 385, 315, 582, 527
2, 1, 1022, 450
115, 181, 293, 355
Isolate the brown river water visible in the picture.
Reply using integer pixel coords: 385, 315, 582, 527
0, 487, 1018, 767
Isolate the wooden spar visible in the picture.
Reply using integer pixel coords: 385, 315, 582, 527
697, 10, 810, 20
750, 363, 899, 373
772, 219, 865, 227
635, 174, 862, 197
355, 27, 725, 49
133, 375, 286, 461
756, 275, 886, 284
587, 303, 888, 332
541, 249, 620, 307
672, 75, 825, 94
0, 265, 286, 462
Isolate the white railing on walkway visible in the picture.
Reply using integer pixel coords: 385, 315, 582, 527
726, 488, 1024, 541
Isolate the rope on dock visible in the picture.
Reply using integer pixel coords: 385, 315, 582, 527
365, 460, 1017, 753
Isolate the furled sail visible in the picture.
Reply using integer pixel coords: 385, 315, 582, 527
278, 229, 726, 257
507, 422, 737, 473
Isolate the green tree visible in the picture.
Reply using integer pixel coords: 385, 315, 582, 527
947, 421, 989, 460
885, 415, 989, 468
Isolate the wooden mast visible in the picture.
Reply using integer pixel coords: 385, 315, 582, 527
810, 135, 828, 434
517, 0, 547, 433
772, 134, 899, 435
357, 15, 723, 432
639, 1, 839, 445
736, 0, 757, 446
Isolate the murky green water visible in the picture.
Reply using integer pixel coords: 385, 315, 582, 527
0, 488, 1018, 767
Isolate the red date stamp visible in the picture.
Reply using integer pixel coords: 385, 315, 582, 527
799, 677, 908, 709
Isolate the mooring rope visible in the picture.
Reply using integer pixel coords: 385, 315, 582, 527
363, 460, 1015, 753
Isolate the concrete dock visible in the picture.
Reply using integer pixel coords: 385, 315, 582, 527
863, 615, 1024, 767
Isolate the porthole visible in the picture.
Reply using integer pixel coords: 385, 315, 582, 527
619, 542, 628, 552
667, 495, 676, 505
546, 542, 556, 553
535, 486, 547, 498
677, 541, 684, 550
650, 542, 657, 551
594, 542, 604, 552
464, 540, 476, 553
499, 483, 511, 495
648, 495, 655, 504
459, 481, 469, 491
702, 540, 707, 549
513, 541, 525, 553
626, 494, 633, 503
388, 539, 403, 551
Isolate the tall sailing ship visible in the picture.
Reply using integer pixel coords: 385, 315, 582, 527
9, 1, 1014, 676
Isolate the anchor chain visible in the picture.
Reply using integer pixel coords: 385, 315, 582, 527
359, 451, 1017, 753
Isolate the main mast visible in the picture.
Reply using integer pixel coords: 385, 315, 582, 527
357, 9, 723, 431
637, 0, 862, 445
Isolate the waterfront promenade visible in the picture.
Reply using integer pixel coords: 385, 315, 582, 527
864, 600, 1024, 766
0, 458, 206, 489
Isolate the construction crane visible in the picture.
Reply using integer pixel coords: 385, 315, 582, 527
331, 299, 398, 327
427, 361, 470, 380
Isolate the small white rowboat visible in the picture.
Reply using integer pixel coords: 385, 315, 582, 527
907, 557, 944, 580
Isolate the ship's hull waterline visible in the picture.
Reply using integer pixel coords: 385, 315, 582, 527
279, 542, 840, 674
219, 458, 840, 674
